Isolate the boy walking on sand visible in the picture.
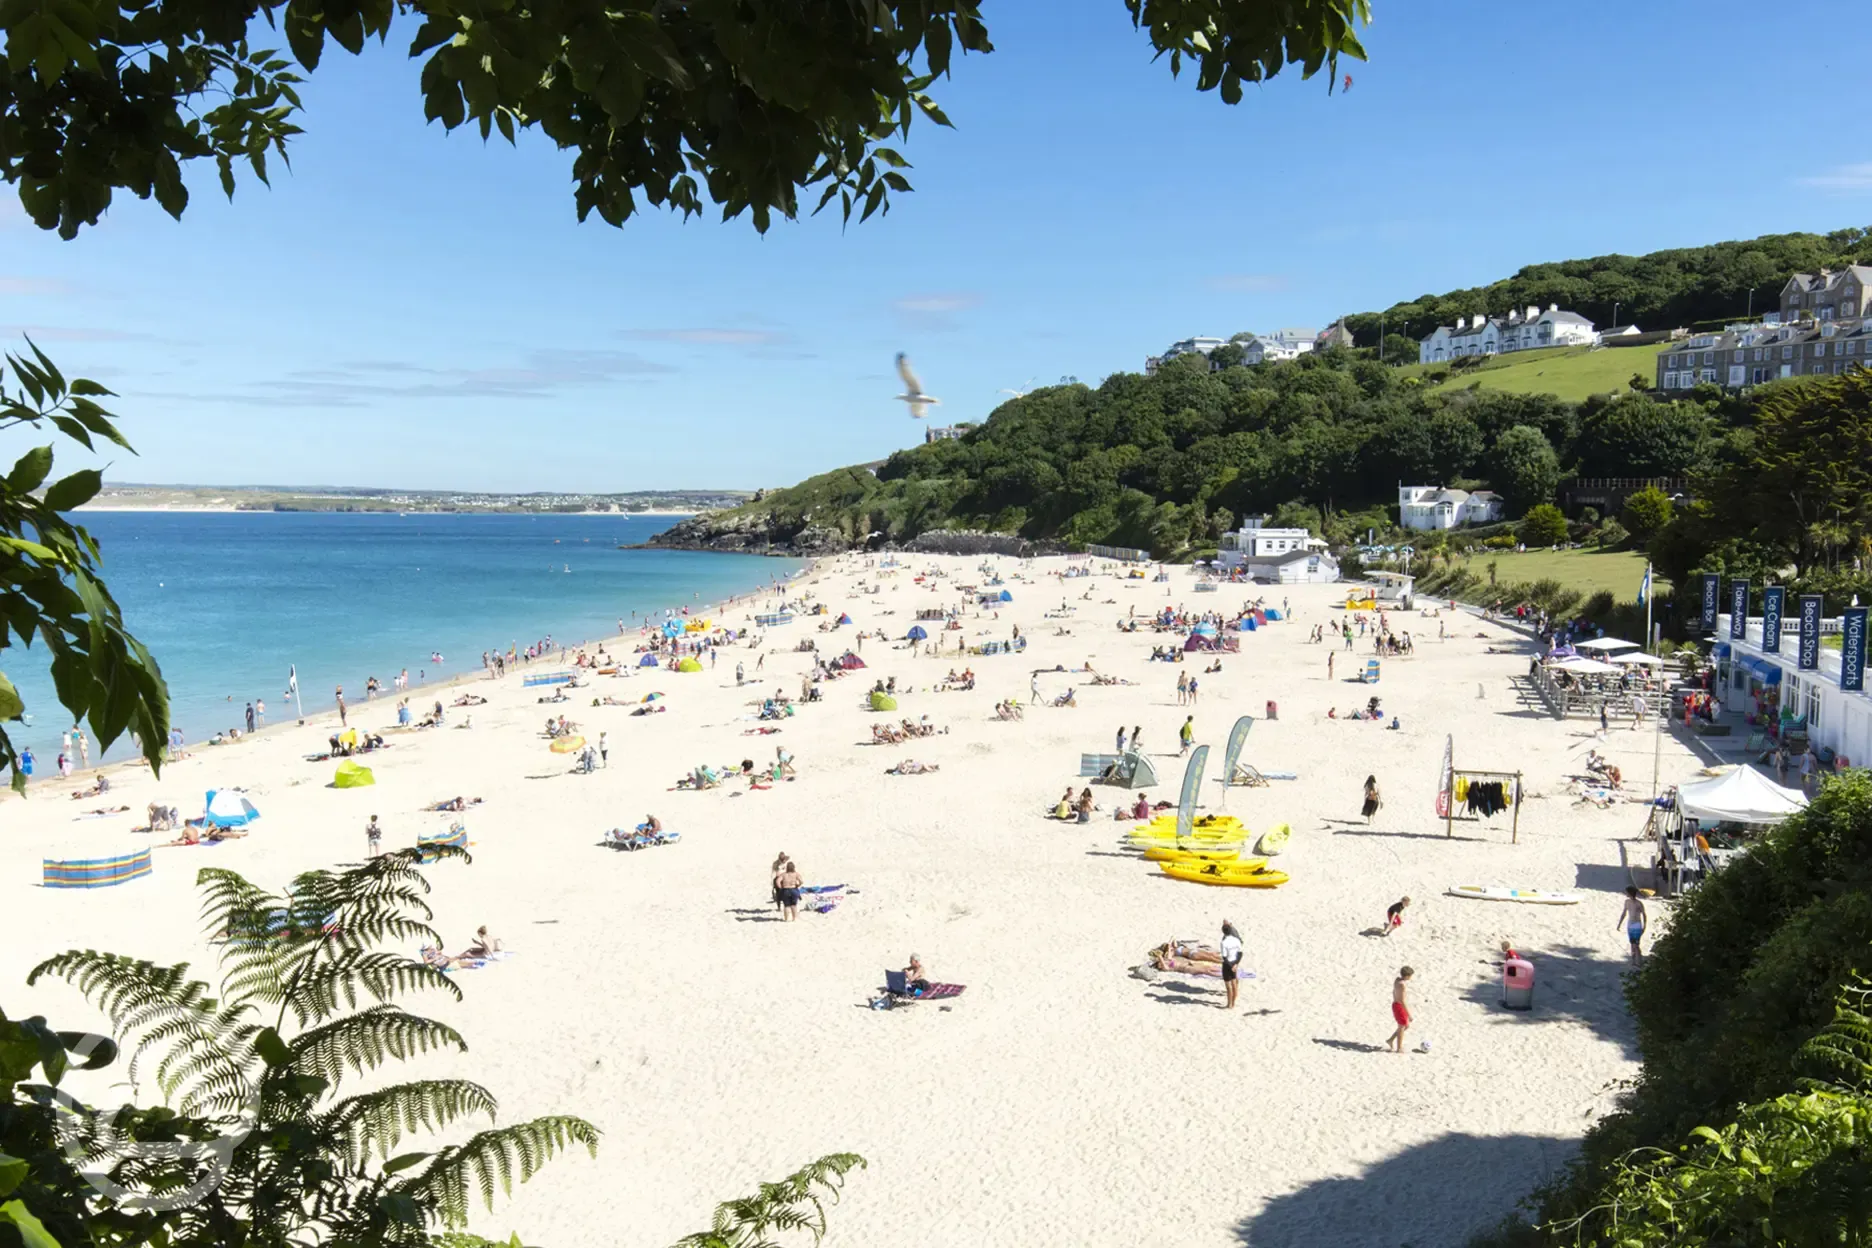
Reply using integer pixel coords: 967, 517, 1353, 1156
1619, 886, 1648, 963
1178, 716, 1194, 755
365, 814, 382, 858
1384, 896, 1410, 936
1386, 967, 1414, 1052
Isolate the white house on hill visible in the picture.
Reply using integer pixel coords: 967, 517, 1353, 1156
1418, 305, 1599, 364
1216, 517, 1339, 583
1398, 486, 1504, 531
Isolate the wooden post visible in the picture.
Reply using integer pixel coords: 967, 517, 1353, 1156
1512, 771, 1523, 844
1447, 761, 1455, 839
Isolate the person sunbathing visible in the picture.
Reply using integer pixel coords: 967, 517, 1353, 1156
463, 926, 501, 957
430, 796, 483, 812
69, 774, 113, 799
632, 703, 667, 716
886, 760, 939, 775
421, 945, 467, 971
453, 694, 487, 706
78, 804, 131, 816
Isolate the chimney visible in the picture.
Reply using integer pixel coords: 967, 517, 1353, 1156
1454, 316, 1466, 331
1548, 302, 1558, 312
1527, 305, 1539, 321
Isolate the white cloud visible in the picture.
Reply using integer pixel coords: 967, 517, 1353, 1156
1207, 274, 1287, 293
1799, 162, 1872, 191
622, 327, 789, 346
893, 294, 980, 315
0, 277, 75, 296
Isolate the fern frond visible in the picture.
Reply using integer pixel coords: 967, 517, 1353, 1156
292, 1004, 467, 1087
284, 952, 460, 1027
670, 1153, 865, 1248
1801, 974, 1872, 1091
26, 951, 255, 1106
320, 1077, 498, 1165
397, 1115, 600, 1227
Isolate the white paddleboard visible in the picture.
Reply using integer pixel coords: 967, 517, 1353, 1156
1446, 884, 1582, 905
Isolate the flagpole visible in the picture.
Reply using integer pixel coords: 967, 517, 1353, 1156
1645, 562, 1662, 797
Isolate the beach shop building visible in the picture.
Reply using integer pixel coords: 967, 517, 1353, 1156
1216, 518, 1340, 584
1715, 611, 1872, 770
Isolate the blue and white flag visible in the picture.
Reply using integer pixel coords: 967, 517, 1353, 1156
287, 665, 299, 697
1637, 563, 1651, 607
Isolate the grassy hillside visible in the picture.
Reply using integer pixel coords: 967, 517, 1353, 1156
1439, 547, 1663, 602
1398, 343, 1668, 402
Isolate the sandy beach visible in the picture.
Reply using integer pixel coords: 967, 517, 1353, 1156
0, 555, 1707, 1247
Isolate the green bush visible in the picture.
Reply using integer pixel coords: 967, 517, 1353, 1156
1518, 503, 1569, 547
1482, 534, 1517, 550
1621, 485, 1675, 541
1595, 518, 1629, 549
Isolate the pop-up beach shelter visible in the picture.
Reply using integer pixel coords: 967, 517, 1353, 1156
638, 654, 658, 667
201, 789, 261, 827
906, 625, 928, 641
998, 589, 1013, 602
331, 762, 374, 789
676, 657, 703, 673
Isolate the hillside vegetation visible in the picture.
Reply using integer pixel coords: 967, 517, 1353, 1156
1405, 343, 1668, 403
1341, 226, 1872, 346
669, 346, 1721, 558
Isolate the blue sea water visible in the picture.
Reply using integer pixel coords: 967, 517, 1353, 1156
5, 512, 795, 768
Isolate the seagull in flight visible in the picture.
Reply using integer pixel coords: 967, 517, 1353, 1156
895, 353, 940, 419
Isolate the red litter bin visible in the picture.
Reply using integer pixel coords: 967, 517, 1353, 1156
1502, 956, 1535, 1011
1265, 700, 1278, 721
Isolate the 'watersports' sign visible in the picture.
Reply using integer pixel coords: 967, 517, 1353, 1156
1843, 609, 1867, 692
1729, 581, 1748, 639
1761, 587, 1785, 654
1699, 574, 1720, 631
1799, 595, 1824, 670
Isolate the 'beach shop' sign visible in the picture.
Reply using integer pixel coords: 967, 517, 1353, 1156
1730, 581, 1749, 639
1799, 595, 1824, 670
1761, 587, 1785, 654
1699, 574, 1721, 631
1843, 608, 1867, 692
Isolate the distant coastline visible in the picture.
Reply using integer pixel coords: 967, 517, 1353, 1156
73, 483, 746, 516
77, 505, 701, 517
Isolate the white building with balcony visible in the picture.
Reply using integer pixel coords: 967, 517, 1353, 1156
1216, 517, 1339, 583
1398, 486, 1505, 531
1418, 304, 1600, 364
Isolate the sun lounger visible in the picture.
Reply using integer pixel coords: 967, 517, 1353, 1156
1228, 763, 1297, 786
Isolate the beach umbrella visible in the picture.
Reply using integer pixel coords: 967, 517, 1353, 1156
1576, 637, 1638, 652
1611, 652, 1665, 666
550, 735, 586, 754
907, 625, 928, 641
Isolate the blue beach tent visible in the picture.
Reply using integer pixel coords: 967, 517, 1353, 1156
907, 625, 928, 641
201, 789, 260, 829
638, 654, 659, 667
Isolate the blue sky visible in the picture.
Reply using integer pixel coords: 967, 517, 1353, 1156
4, 1, 1869, 492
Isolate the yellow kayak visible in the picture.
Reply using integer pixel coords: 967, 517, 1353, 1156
1143, 814, 1242, 832
1141, 844, 1257, 864
1159, 860, 1290, 888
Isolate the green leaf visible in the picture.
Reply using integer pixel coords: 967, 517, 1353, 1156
0, 673, 22, 722
7, 447, 53, 494
0, 1154, 27, 1198
43, 469, 101, 513
0, 1199, 57, 1248
382, 1151, 430, 1175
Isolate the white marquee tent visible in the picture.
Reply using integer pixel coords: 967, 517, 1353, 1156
1676, 766, 1808, 824
1577, 637, 1639, 652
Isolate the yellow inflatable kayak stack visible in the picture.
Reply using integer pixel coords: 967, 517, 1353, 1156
1159, 860, 1290, 888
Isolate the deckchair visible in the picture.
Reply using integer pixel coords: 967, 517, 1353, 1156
1228, 763, 1298, 786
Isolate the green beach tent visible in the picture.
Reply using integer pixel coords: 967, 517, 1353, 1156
870, 691, 898, 712
333, 760, 375, 788
676, 657, 703, 673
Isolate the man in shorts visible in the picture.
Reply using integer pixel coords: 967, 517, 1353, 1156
1386, 966, 1414, 1052
1219, 920, 1243, 1010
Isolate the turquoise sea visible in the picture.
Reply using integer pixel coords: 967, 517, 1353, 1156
6, 512, 795, 769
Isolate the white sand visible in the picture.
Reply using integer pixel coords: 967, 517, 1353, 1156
0, 557, 1701, 1247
